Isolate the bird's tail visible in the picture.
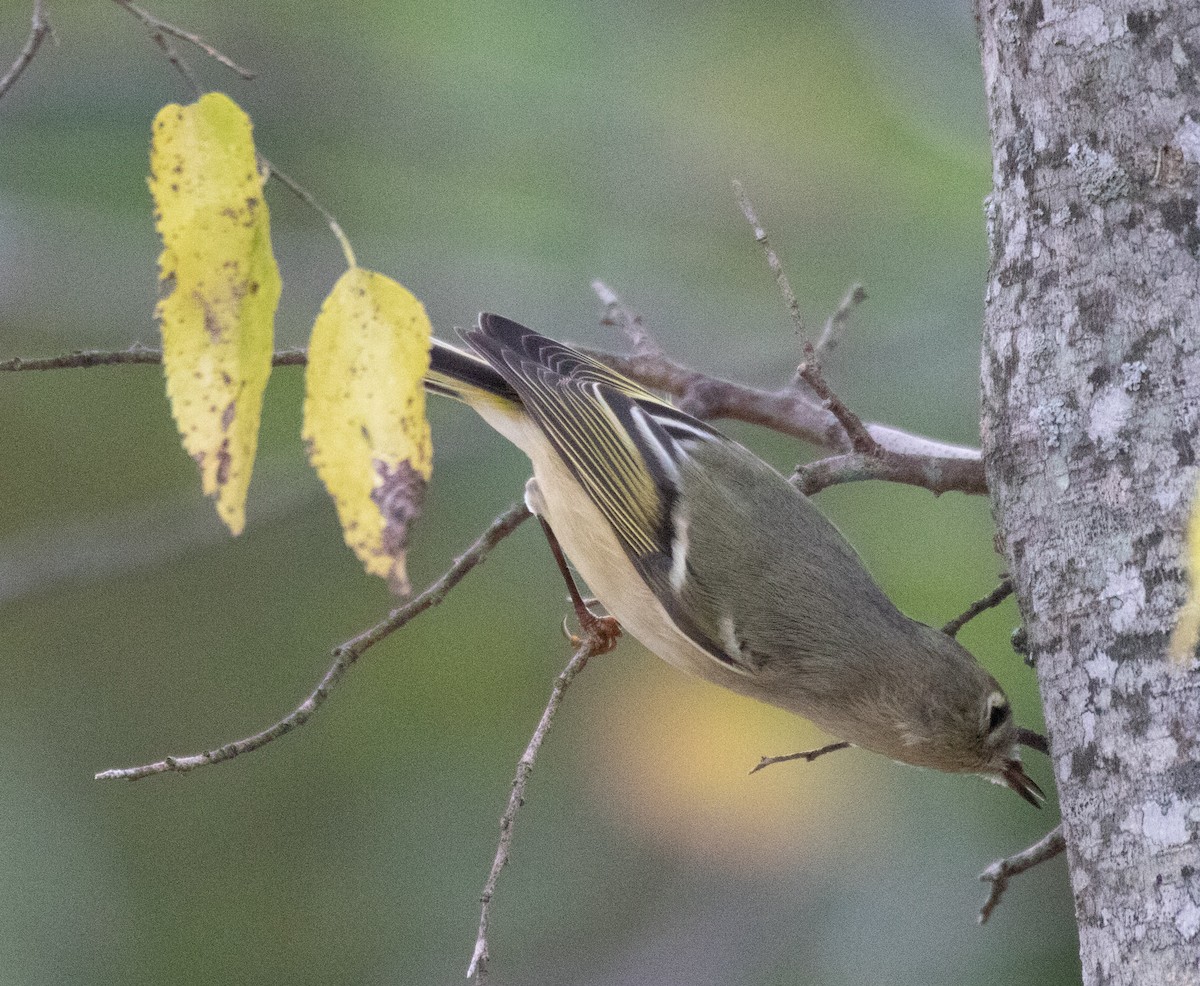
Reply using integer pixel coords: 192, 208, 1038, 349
425, 337, 520, 410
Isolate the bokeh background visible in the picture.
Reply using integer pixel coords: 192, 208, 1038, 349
0, 0, 1079, 983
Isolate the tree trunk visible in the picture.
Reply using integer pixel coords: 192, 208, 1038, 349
976, 2, 1200, 982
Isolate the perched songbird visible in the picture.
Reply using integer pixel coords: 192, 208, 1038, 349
426, 313, 1044, 806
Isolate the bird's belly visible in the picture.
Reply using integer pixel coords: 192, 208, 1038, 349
526, 456, 724, 682
468, 401, 741, 684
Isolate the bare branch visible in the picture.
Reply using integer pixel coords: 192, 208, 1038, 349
942, 577, 1014, 637
814, 283, 867, 356
115, 0, 198, 96
112, 0, 254, 94
95, 503, 531, 782
797, 341, 882, 456
0, 346, 306, 371
791, 450, 987, 497
593, 279, 661, 360
0, 0, 54, 102
601, 346, 983, 476
2, 339, 987, 496
731, 179, 806, 339
750, 741, 851, 774
978, 824, 1066, 924
586, 283, 986, 496
4, 309, 987, 497
468, 636, 600, 983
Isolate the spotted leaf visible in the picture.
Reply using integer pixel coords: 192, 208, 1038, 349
149, 92, 281, 535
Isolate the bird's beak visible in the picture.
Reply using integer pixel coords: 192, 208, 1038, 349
1001, 758, 1045, 808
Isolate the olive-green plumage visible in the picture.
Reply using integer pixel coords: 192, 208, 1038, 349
427, 313, 1042, 806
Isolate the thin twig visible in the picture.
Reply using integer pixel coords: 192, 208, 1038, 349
942, 578, 1015, 637
978, 824, 1066, 924
797, 342, 882, 456
263, 161, 358, 269
594, 279, 661, 359
468, 636, 600, 984
0, 346, 307, 371
0, 0, 54, 102
750, 741, 851, 774
115, 3, 345, 275
113, 0, 254, 91
3, 331, 989, 498
588, 282, 986, 495
814, 283, 867, 355
95, 503, 531, 782
732, 179, 805, 339
115, 0, 198, 96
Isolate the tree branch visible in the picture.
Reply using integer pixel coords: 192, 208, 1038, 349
749, 741, 851, 774
796, 341, 882, 456
731, 178, 806, 339
2, 299, 987, 498
4, 337, 988, 496
95, 502, 531, 781
112, 0, 254, 97
814, 283, 867, 356
590, 282, 986, 495
468, 636, 600, 984
977, 824, 1066, 924
0, 0, 53, 102
0, 346, 305, 371
942, 577, 1014, 638
789, 449, 985, 497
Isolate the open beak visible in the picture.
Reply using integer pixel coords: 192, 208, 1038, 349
1001, 759, 1045, 808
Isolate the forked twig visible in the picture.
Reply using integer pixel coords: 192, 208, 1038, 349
978, 824, 1066, 924
594, 279, 661, 360
797, 342, 882, 457
95, 503, 530, 781
588, 283, 986, 496
0, 0, 54, 102
113, 0, 254, 95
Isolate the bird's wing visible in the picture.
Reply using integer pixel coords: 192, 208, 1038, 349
465, 313, 752, 673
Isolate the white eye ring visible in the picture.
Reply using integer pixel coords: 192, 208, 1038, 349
984, 690, 1010, 732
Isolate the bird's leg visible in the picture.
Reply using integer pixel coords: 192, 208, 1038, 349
536, 515, 622, 655
749, 741, 851, 775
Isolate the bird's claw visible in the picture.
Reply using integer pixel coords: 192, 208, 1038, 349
561, 608, 622, 654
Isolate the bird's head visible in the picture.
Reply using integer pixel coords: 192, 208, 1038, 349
891, 626, 1046, 807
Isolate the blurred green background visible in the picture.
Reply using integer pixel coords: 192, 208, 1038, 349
0, 0, 1078, 983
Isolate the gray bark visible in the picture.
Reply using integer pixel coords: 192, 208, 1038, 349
977, 1, 1200, 982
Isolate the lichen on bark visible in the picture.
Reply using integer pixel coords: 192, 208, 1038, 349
976, 1, 1200, 981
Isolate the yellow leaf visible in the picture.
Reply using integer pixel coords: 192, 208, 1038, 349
302, 268, 433, 594
149, 92, 281, 535
1169, 478, 1200, 663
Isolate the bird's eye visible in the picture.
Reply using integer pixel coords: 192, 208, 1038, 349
986, 693, 1012, 733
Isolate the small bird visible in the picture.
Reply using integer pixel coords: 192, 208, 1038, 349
426, 313, 1044, 806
